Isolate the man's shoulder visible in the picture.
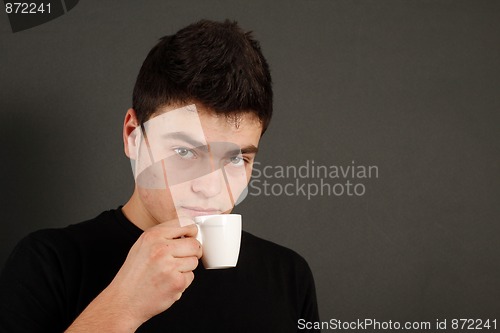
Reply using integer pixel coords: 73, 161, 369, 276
16, 208, 129, 256
26, 209, 116, 241
6, 208, 137, 280
241, 231, 299, 256
240, 231, 311, 272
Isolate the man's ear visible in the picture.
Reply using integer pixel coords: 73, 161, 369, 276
123, 108, 140, 159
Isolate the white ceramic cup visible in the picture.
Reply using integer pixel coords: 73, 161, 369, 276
194, 214, 242, 269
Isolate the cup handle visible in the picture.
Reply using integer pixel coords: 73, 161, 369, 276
195, 224, 203, 245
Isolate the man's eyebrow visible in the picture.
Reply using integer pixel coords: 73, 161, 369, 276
162, 132, 207, 150
240, 145, 259, 154
162, 132, 258, 154
224, 145, 258, 157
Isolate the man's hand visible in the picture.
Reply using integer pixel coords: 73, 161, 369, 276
66, 220, 202, 332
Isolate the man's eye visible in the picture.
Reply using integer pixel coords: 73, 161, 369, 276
229, 156, 244, 167
174, 147, 196, 159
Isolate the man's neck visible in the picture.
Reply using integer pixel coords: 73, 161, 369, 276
121, 189, 157, 231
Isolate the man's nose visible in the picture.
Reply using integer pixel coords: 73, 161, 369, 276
191, 168, 224, 198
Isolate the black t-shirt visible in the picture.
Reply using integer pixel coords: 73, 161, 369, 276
0, 208, 320, 332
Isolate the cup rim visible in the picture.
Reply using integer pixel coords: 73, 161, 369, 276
194, 213, 241, 224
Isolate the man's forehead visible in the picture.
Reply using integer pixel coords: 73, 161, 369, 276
145, 104, 201, 128
143, 104, 262, 147
143, 104, 206, 143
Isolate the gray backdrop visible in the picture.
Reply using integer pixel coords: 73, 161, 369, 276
1, 0, 499, 327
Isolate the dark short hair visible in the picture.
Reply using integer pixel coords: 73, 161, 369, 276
132, 19, 273, 133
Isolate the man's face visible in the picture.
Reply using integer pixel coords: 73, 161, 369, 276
127, 104, 261, 225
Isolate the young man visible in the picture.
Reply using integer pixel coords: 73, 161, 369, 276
0, 20, 319, 332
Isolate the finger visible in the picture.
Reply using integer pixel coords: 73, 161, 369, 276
151, 223, 198, 240
168, 237, 202, 258
181, 223, 199, 238
183, 271, 195, 287
175, 256, 199, 273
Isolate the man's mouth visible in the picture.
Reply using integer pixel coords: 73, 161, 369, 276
179, 206, 222, 217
